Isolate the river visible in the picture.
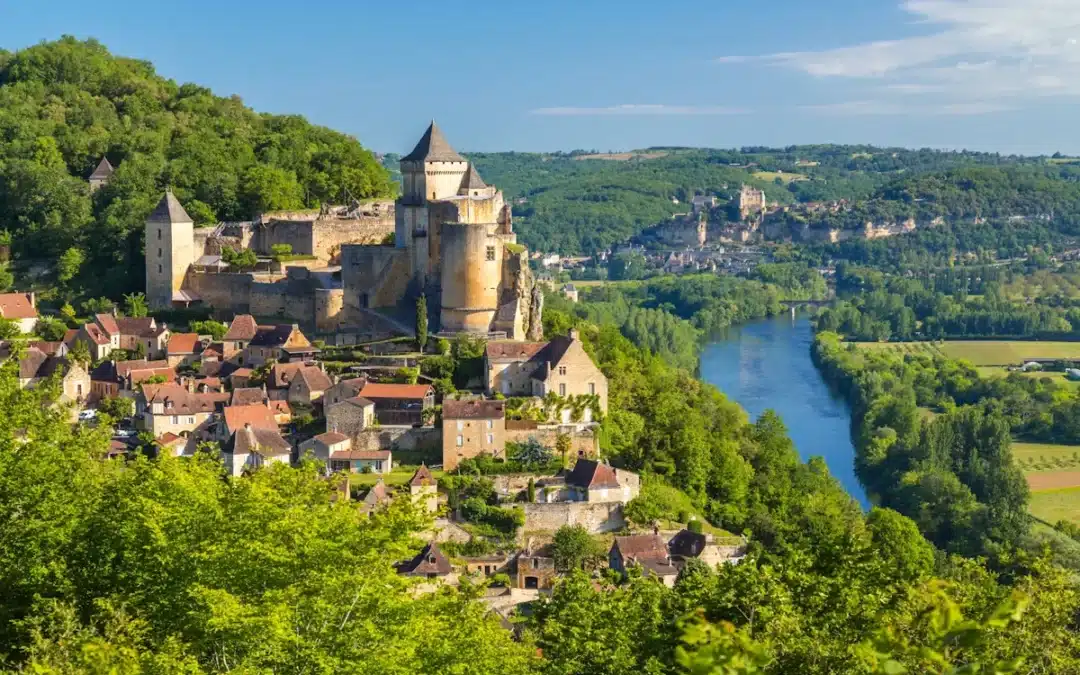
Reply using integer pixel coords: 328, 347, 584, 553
700, 314, 870, 507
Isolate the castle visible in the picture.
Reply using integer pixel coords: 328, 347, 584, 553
145, 122, 542, 340
340, 122, 542, 340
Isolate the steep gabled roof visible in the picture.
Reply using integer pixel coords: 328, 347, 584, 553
409, 464, 435, 488
0, 293, 37, 320
250, 324, 297, 348
223, 404, 278, 434
613, 533, 668, 560
167, 333, 200, 355
230, 387, 267, 407
401, 121, 465, 163
459, 164, 487, 191
400, 542, 452, 576
229, 425, 291, 457
89, 156, 114, 180
484, 341, 547, 362
295, 365, 332, 392
148, 191, 193, 224
565, 459, 621, 490
223, 315, 258, 341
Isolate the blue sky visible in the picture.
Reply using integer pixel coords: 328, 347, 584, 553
2, 0, 1079, 155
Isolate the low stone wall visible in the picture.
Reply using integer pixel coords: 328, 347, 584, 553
505, 422, 598, 458
353, 426, 441, 452
523, 501, 627, 534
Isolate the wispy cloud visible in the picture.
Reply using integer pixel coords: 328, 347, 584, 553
716, 0, 1080, 113
530, 104, 748, 116
803, 100, 1015, 116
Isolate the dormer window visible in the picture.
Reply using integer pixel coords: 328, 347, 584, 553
558, 366, 567, 376
428, 555, 436, 564
165, 400, 173, 409
486, 246, 496, 261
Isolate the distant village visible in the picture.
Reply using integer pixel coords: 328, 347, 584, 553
0, 123, 747, 622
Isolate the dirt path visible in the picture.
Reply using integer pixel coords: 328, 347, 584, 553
1028, 471, 1080, 491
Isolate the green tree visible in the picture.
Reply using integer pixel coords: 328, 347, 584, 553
0, 318, 20, 339
551, 524, 602, 572
56, 246, 85, 292
36, 317, 68, 341
416, 294, 428, 352
122, 292, 148, 318
68, 339, 91, 367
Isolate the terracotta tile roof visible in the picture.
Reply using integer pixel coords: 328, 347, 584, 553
311, 430, 347, 444
268, 399, 291, 416
95, 313, 120, 335
230, 426, 291, 457
29, 341, 63, 356
129, 367, 176, 385
270, 362, 305, 389
294, 366, 332, 392
142, 384, 217, 415
362, 479, 390, 508
358, 382, 433, 400
116, 317, 159, 338
484, 341, 547, 362
167, 333, 199, 355
409, 464, 435, 487
0, 293, 37, 320
228, 367, 253, 380
442, 399, 505, 420
230, 388, 267, 407
566, 459, 621, 490
63, 328, 77, 344
116, 360, 170, 378
400, 542, 453, 576
613, 534, 669, 560
331, 449, 390, 461
223, 315, 258, 341
223, 404, 278, 433
157, 432, 184, 447
82, 323, 111, 346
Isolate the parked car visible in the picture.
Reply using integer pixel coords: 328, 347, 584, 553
78, 409, 97, 421
113, 428, 137, 439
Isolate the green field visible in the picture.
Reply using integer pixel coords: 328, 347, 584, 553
1029, 487, 1080, 525
1013, 442, 1080, 473
976, 367, 1080, 389
856, 340, 1080, 366
752, 170, 808, 184
350, 468, 445, 487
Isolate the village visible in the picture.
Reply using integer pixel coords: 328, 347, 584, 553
0, 124, 747, 624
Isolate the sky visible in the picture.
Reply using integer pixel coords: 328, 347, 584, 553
3, 0, 1080, 155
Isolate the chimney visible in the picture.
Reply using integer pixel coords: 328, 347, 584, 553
569, 329, 580, 341
26, 292, 34, 308
244, 422, 252, 430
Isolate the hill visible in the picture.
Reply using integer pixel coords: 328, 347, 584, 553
0, 37, 394, 299
463, 146, 1077, 256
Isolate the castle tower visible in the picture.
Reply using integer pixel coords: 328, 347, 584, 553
397, 121, 469, 289
145, 191, 195, 310
88, 156, 114, 192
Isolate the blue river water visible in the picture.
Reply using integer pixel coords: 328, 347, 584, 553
699, 315, 870, 507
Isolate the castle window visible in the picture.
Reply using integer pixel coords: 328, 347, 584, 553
456, 435, 463, 447
559, 383, 566, 397
558, 366, 567, 376
158, 265, 163, 274
157, 248, 162, 258
487, 433, 494, 445
157, 229, 161, 240
588, 382, 595, 395
486, 246, 496, 261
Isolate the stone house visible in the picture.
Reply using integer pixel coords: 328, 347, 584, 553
560, 283, 578, 303
117, 359, 176, 391
399, 542, 456, 583
0, 292, 38, 334
137, 383, 217, 438
441, 399, 506, 470
222, 404, 279, 440
534, 460, 639, 504
69, 321, 114, 361
246, 324, 318, 367
222, 315, 258, 359
361, 478, 392, 513
88, 156, 113, 192
287, 365, 332, 406
330, 447, 392, 474
409, 464, 438, 513
18, 348, 90, 405
484, 330, 607, 421
230, 387, 268, 407
667, 529, 747, 568
166, 333, 202, 367
323, 376, 367, 407
325, 396, 376, 438
358, 382, 434, 426
223, 423, 292, 476
89, 361, 120, 402
515, 546, 557, 590
609, 533, 679, 587
462, 554, 513, 579
93, 314, 170, 359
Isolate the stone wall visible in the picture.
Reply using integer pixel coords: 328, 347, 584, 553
522, 502, 627, 533
315, 288, 345, 331
353, 426, 441, 452
505, 422, 598, 458
253, 213, 394, 264
340, 245, 411, 311
186, 271, 253, 313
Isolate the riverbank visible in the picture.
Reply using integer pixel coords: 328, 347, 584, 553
700, 315, 869, 506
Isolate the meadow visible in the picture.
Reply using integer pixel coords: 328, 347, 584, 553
856, 340, 1080, 366
1028, 487, 1080, 525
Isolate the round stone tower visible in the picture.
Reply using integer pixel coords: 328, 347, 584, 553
440, 222, 500, 334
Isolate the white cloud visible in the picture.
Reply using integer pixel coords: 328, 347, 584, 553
717, 0, 1080, 112
803, 100, 1014, 116
530, 104, 748, 116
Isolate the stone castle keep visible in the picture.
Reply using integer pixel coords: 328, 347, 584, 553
146, 122, 542, 340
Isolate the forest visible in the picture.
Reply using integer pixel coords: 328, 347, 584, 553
0, 37, 394, 301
